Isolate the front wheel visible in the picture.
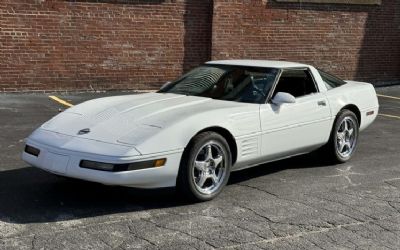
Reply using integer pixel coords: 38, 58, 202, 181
325, 110, 359, 163
177, 132, 232, 201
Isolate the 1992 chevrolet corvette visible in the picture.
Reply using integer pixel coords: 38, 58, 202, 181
23, 60, 379, 200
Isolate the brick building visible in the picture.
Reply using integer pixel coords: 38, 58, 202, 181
0, 0, 399, 92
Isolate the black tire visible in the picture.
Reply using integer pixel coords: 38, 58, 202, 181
323, 109, 359, 163
177, 131, 232, 201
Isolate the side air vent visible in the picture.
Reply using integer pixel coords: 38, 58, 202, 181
241, 138, 258, 158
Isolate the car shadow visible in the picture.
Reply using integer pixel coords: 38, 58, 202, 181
0, 167, 183, 224
229, 151, 332, 185
0, 152, 332, 224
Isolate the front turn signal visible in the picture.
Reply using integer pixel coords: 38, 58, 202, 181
154, 158, 166, 167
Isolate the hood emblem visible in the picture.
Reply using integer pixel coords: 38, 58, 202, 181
78, 128, 90, 135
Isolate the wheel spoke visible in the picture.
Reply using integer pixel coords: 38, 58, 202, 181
205, 145, 213, 160
337, 131, 345, 141
211, 173, 219, 185
348, 128, 354, 137
197, 173, 207, 188
345, 141, 352, 150
343, 120, 348, 131
194, 161, 207, 171
338, 140, 346, 153
213, 155, 223, 167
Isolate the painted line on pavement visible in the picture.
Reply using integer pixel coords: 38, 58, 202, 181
48, 95, 74, 107
377, 94, 400, 100
379, 114, 400, 120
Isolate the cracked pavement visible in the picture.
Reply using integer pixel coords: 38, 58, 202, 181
1, 86, 400, 249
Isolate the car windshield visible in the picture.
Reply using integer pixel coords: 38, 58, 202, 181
158, 64, 279, 104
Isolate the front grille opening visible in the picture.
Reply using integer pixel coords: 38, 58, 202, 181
25, 145, 40, 157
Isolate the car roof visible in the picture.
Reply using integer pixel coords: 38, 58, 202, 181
206, 60, 311, 69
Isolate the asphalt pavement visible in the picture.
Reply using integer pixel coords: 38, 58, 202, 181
0, 86, 399, 249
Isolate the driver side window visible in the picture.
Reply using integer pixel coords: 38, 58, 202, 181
273, 69, 318, 98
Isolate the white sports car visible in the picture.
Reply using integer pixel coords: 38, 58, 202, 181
23, 60, 379, 201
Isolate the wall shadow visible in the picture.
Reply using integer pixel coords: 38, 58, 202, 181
0, 152, 331, 225
267, 1, 374, 12
355, 1, 400, 84
267, 1, 400, 84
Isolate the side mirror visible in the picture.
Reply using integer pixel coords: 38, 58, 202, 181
271, 92, 296, 105
160, 81, 172, 90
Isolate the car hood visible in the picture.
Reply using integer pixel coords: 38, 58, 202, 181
40, 93, 238, 147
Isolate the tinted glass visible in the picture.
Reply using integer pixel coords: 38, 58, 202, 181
273, 69, 318, 98
318, 69, 347, 90
159, 65, 279, 104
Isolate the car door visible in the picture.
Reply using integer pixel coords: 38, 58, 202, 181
259, 68, 332, 161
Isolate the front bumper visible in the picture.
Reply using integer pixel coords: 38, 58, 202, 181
22, 137, 183, 189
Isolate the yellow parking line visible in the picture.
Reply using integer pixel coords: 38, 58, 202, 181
48, 95, 74, 107
379, 114, 400, 120
377, 94, 400, 100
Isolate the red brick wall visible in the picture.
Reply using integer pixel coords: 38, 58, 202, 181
212, 0, 400, 84
0, 0, 213, 92
0, 0, 399, 92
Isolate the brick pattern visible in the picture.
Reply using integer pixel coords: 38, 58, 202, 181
212, 0, 400, 83
0, 0, 212, 92
0, 0, 399, 92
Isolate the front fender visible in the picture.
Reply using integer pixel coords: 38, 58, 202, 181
125, 104, 261, 155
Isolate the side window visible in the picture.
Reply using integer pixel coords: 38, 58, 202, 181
273, 69, 317, 98
318, 69, 346, 90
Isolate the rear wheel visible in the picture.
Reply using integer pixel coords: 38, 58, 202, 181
325, 109, 359, 163
177, 132, 231, 201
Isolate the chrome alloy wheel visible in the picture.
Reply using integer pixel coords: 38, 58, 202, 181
336, 117, 357, 158
192, 142, 227, 195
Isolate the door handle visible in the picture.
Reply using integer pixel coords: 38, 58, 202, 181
317, 100, 327, 106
